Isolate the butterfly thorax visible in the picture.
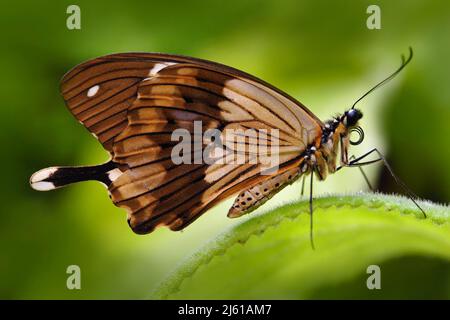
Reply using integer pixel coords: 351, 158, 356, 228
313, 108, 364, 180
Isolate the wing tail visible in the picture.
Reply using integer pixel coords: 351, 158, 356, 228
30, 161, 120, 191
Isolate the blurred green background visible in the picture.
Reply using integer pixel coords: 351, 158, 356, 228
1, 0, 449, 299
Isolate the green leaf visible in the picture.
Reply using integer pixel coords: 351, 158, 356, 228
153, 193, 450, 299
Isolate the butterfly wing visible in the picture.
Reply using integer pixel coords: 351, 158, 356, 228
59, 53, 322, 233
106, 61, 322, 233
60, 53, 323, 153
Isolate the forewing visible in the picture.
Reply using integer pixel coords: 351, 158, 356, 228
60, 52, 322, 153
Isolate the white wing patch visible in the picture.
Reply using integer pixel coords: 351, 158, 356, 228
30, 167, 58, 191
31, 181, 56, 191
148, 62, 177, 77
107, 168, 122, 183
87, 85, 100, 97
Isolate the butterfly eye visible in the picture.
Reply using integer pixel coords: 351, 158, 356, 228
345, 108, 363, 127
349, 126, 364, 145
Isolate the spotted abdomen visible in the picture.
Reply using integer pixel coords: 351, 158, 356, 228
228, 167, 303, 218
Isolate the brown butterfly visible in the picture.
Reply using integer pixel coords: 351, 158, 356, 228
30, 49, 425, 248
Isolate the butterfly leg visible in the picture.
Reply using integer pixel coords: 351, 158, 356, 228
349, 155, 374, 191
300, 174, 307, 196
309, 170, 315, 250
340, 148, 426, 218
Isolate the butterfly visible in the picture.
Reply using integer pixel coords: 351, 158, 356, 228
30, 49, 425, 248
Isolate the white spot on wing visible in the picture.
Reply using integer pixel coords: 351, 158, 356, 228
107, 168, 122, 183
148, 62, 177, 76
30, 168, 57, 184
87, 85, 99, 97
31, 181, 56, 191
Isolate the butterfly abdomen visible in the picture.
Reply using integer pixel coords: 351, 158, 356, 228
30, 161, 121, 191
228, 167, 302, 218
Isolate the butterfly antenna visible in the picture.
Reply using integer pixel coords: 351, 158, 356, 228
351, 47, 413, 109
